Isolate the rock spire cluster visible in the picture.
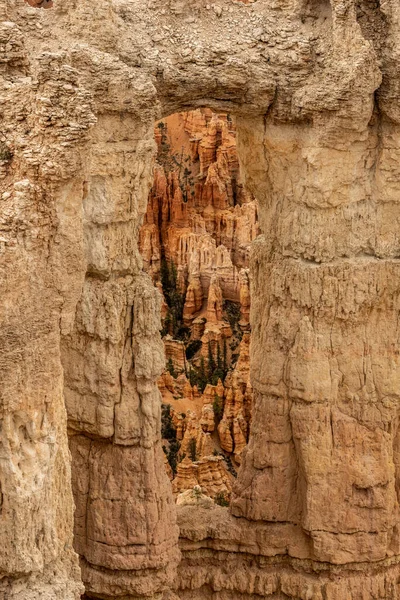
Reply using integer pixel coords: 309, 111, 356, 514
140, 109, 257, 502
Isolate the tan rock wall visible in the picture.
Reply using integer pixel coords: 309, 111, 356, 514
231, 114, 400, 568
62, 114, 180, 598
3, 0, 400, 599
0, 9, 94, 597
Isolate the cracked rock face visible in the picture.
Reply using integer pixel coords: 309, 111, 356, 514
3, 0, 400, 598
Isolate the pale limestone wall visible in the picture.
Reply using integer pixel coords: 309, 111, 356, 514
62, 113, 180, 599
2, 0, 400, 598
0, 11, 91, 599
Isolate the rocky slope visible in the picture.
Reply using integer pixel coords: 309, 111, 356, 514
139, 109, 258, 502
3, 0, 400, 599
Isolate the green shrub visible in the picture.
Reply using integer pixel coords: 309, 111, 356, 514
215, 491, 229, 507
188, 437, 197, 462
166, 357, 177, 378
205, 341, 226, 385
185, 339, 202, 360
161, 405, 181, 475
167, 439, 181, 475
161, 404, 176, 440
188, 357, 207, 393
224, 300, 241, 334
213, 394, 224, 423
224, 300, 243, 360
207, 341, 216, 380
160, 258, 185, 338
0, 143, 13, 162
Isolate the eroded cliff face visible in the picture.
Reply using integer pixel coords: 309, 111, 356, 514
3, 0, 400, 598
139, 109, 256, 503
61, 114, 179, 600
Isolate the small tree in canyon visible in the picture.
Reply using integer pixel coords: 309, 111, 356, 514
207, 341, 216, 381
215, 491, 229, 507
161, 404, 181, 474
188, 437, 197, 462
206, 341, 226, 385
224, 300, 243, 363
223, 337, 228, 379
167, 439, 181, 475
185, 339, 202, 360
188, 357, 208, 393
213, 394, 224, 423
160, 258, 185, 338
166, 357, 177, 378
212, 343, 225, 384
161, 404, 176, 440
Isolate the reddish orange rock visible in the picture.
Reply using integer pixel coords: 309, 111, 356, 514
25, 0, 53, 7
139, 109, 256, 502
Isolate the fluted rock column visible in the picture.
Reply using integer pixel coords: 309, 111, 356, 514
61, 113, 180, 599
232, 105, 400, 590
0, 19, 92, 599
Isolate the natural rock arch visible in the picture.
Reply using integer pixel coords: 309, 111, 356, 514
2, 0, 400, 599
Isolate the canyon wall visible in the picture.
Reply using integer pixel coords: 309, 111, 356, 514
2, 0, 400, 599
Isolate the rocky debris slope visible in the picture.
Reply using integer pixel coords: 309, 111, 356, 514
140, 109, 257, 503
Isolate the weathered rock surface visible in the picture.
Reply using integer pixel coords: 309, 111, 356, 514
3, 0, 400, 598
140, 110, 259, 309
140, 108, 255, 503
173, 456, 232, 500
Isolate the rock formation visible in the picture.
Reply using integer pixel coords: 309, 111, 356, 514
4, 0, 400, 599
173, 456, 233, 500
140, 108, 256, 503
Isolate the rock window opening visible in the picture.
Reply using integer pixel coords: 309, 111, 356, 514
139, 108, 260, 507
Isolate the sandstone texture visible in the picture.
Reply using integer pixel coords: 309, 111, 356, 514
2, 0, 400, 598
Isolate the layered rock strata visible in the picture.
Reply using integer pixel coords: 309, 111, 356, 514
3, 0, 400, 599
60, 101, 179, 600
140, 109, 256, 501
140, 110, 258, 305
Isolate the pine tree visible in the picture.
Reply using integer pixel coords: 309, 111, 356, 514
159, 258, 185, 338
188, 437, 197, 462
160, 258, 169, 299
213, 394, 223, 423
210, 342, 224, 385
217, 343, 222, 371
170, 259, 178, 289
167, 439, 181, 475
166, 357, 176, 378
223, 337, 228, 379
188, 366, 195, 387
207, 341, 216, 381
199, 357, 207, 392
161, 404, 177, 441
